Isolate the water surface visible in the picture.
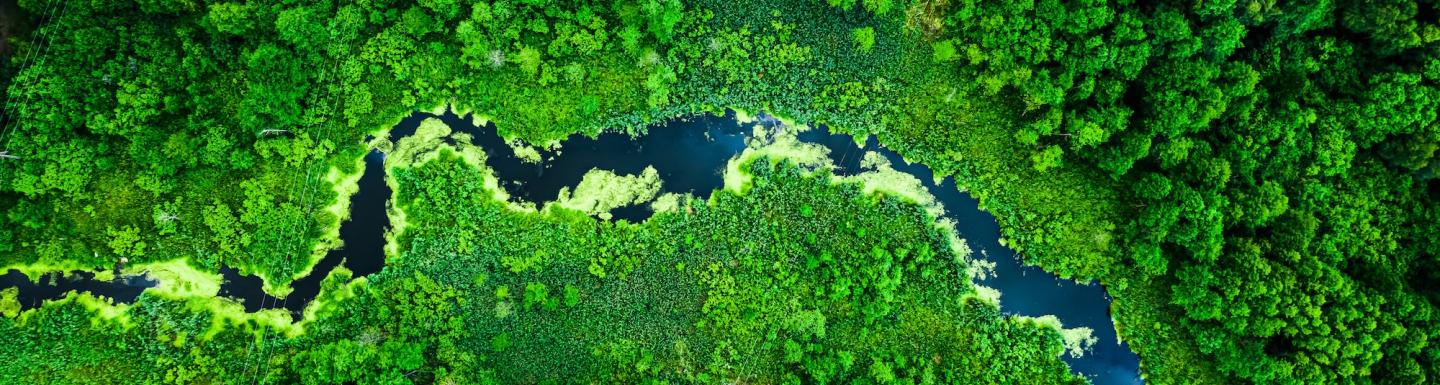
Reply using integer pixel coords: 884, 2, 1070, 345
0, 110, 1142, 384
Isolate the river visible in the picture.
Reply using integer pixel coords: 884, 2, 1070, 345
1, 109, 1142, 384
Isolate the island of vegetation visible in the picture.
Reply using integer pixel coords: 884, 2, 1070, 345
1, 0, 1437, 384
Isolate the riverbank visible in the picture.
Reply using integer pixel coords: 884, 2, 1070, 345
10, 0, 1440, 381
2, 109, 1142, 384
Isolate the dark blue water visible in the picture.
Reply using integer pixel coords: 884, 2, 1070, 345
217, 149, 392, 316
399, 109, 1141, 383
0, 110, 1142, 384
4, 150, 393, 319
801, 132, 1143, 385
390, 111, 749, 221
0, 268, 155, 308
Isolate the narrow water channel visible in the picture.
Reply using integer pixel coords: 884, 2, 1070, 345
0, 109, 1142, 384
389, 110, 751, 221
217, 149, 393, 315
0, 268, 155, 309
802, 130, 1144, 385
396, 109, 1143, 384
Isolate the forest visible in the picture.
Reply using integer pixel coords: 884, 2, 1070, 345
0, 0, 1437, 384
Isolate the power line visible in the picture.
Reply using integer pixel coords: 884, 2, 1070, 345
0, 0, 60, 116
238, 129, 309, 385
248, 57, 347, 385
0, 0, 59, 120
237, 151, 304, 385
0, 0, 74, 153
0, 0, 70, 145
0, 0, 63, 144
243, 163, 314, 385
250, 58, 343, 385
237, 62, 334, 385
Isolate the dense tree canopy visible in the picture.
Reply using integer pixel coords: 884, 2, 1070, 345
1, 0, 1436, 384
922, 1, 1440, 383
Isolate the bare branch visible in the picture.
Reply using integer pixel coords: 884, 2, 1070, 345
488, 49, 506, 68
258, 129, 291, 137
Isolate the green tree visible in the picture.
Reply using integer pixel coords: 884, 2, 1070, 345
851, 27, 875, 53
106, 225, 146, 259
643, 0, 682, 43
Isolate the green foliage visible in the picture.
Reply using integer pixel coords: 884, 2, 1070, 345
564, 283, 581, 307
645, 63, 677, 109
643, 0, 684, 43
523, 281, 550, 311
2, 0, 1437, 385
6, 147, 1087, 383
1030, 146, 1063, 172
491, 332, 512, 352
381, 152, 1083, 383
0, 288, 18, 318
924, 0, 1440, 384
106, 225, 146, 258
826, 0, 892, 15
931, 39, 957, 63
850, 27, 874, 53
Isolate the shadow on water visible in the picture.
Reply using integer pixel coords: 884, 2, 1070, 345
0, 268, 156, 308
0, 109, 1141, 384
395, 109, 1142, 383
2, 149, 393, 319
217, 149, 393, 317
798, 131, 1144, 385
390, 110, 749, 222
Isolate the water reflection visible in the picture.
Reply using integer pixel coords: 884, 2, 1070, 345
0, 109, 1142, 384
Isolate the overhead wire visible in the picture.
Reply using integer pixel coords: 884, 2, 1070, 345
0, 0, 68, 151
0, 0, 59, 124
246, 56, 347, 385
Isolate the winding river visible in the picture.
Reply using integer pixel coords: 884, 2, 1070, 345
1, 110, 1142, 384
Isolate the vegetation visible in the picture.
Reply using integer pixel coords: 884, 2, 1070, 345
1, 0, 1436, 384
552, 166, 662, 220
1, 139, 1086, 384
921, 1, 1440, 384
